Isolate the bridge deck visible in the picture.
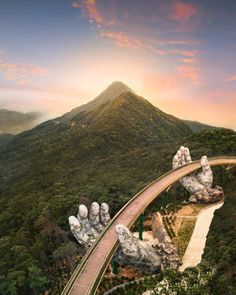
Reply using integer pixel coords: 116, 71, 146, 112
62, 157, 236, 295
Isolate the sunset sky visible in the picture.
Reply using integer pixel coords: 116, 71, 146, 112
0, 0, 236, 129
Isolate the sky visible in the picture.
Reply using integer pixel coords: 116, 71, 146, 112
0, 0, 236, 129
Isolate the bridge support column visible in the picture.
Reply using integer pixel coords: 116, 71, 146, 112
138, 214, 144, 240
162, 192, 167, 209
111, 260, 118, 275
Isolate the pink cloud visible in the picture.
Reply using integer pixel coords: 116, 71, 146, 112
72, 0, 104, 26
179, 58, 196, 63
181, 50, 198, 57
100, 31, 142, 48
177, 65, 201, 84
225, 74, 236, 82
100, 31, 166, 55
0, 61, 49, 82
71, 1, 201, 60
172, 1, 198, 22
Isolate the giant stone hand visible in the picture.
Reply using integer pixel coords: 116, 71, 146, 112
69, 216, 92, 248
115, 215, 181, 273
69, 202, 111, 249
173, 146, 223, 203
115, 224, 162, 273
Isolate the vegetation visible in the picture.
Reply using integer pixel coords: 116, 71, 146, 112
162, 215, 176, 239
0, 133, 13, 148
173, 219, 196, 257
202, 168, 236, 294
0, 91, 235, 294
183, 119, 219, 133
102, 266, 214, 295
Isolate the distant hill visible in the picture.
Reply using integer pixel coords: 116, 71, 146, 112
184, 120, 219, 132
0, 109, 44, 134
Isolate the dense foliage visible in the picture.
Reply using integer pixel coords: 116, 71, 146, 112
183, 120, 219, 132
0, 92, 235, 294
0, 134, 13, 148
202, 168, 236, 294
101, 266, 215, 295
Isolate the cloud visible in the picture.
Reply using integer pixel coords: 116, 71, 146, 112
99, 30, 201, 59
72, 0, 104, 26
179, 58, 196, 63
172, 1, 198, 22
177, 65, 201, 84
168, 49, 199, 57
181, 50, 198, 57
99, 31, 142, 48
225, 74, 236, 82
0, 61, 48, 82
72, 1, 201, 60
100, 31, 167, 55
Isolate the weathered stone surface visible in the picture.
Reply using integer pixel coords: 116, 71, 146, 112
89, 202, 104, 233
100, 202, 111, 226
115, 224, 162, 273
173, 146, 224, 203
115, 218, 181, 273
69, 202, 111, 249
69, 216, 92, 248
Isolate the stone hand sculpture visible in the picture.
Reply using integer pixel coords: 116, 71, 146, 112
68, 216, 91, 248
172, 146, 223, 203
115, 224, 162, 273
69, 202, 111, 249
115, 216, 181, 273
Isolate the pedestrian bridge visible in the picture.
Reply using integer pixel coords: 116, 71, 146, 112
62, 157, 236, 295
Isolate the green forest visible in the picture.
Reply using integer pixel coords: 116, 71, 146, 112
0, 92, 235, 294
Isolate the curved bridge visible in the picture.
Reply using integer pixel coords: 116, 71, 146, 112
62, 157, 236, 295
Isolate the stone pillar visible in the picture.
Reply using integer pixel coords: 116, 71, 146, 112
138, 215, 144, 240
162, 192, 167, 208
111, 260, 118, 274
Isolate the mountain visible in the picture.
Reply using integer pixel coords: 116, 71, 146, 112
61, 81, 135, 121
0, 89, 191, 196
184, 120, 220, 132
65, 91, 192, 149
0, 82, 235, 294
0, 109, 44, 134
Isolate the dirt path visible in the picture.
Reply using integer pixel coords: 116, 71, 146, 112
179, 202, 223, 272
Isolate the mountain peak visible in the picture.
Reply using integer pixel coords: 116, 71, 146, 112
106, 81, 135, 94
63, 81, 135, 120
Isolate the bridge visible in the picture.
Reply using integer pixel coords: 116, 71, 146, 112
62, 157, 236, 295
